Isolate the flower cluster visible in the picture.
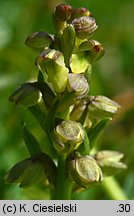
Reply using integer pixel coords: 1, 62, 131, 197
6, 4, 126, 191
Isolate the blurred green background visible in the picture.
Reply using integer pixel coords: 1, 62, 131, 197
0, 0, 134, 199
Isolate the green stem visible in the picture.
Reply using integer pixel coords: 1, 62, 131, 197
52, 155, 73, 200
101, 176, 128, 200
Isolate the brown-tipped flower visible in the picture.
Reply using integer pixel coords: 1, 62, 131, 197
25, 32, 54, 51
53, 120, 84, 154
54, 3, 72, 21
69, 153, 103, 188
67, 73, 89, 97
72, 16, 98, 39
5, 153, 57, 187
87, 40, 105, 61
94, 150, 127, 176
5, 157, 45, 188
8, 83, 41, 108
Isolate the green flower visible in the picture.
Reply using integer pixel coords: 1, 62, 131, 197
88, 95, 121, 120
69, 152, 103, 188
94, 150, 127, 176
35, 49, 69, 93
53, 120, 84, 154
79, 39, 105, 61
67, 73, 89, 97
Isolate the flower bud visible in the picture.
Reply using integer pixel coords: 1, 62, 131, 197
25, 32, 54, 51
35, 49, 69, 93
70, 7, 92, 22
69, 153, 103, 188
88, 95, 121, 120
67, 73, 89, 97
54, 4, 72, 21
72, 16, 98, 39
53, 120, 84, 154
9, 83, 41, 107
94, 150, 127, 176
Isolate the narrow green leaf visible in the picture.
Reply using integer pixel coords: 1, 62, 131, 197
83, 129, 90, 154
28, 105, 47, 132
45, 99, 60, 136
37, 70, 44, 83
85, 64, 92, 84
78, 128, 90, 155
23, 125, 42, 156
88, 118, 111, 149
28, 105, 56, 157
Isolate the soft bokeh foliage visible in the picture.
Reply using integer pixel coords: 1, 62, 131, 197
0, 0, 134, 199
